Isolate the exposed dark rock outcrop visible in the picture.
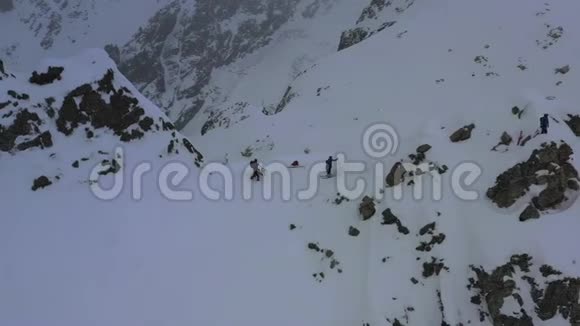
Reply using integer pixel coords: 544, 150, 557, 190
487, 142, 578, 215
422, 257, 448, 278
29, 66, 64, 85
565, 114, 580, 136
16, 131, 53, 151
337, 0, 408, 51
338, 27, 369, 51
0, 109, 43, 152
470, 254, 580, 325
519, 204, 540, 222
32, 176, 52, 191
53, 69, 168, 146
381, 208, 409, 235
110, 0, 301, 129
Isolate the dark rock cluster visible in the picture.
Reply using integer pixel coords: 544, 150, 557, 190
0, 109, 51, 152
307, 242, 343, 276
565, 114, 580, 136
416, 222, 446, 252
32, 176, 52, 191
359, 196, 376, 220
338, 0, 414, 51
29, 66, 64, 85
470, 254, 580, 325
381, 208, 409, 235
487, 142, 579, 220
422, 257, 448, 278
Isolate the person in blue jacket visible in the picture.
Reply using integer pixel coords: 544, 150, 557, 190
326, 156, 338, 176
540, 114, 550, 134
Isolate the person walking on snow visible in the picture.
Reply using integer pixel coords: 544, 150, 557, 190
540, 113, 550, 134
250, 159, 262, 181
326, 156, 337, 177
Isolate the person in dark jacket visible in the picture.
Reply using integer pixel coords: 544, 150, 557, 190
250, 159, 261, 181
540, 114, 550, 134
325, 156, 338, 176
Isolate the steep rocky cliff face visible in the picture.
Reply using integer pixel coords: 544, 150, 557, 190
107, 0, 303, 130
2, 0, 361, 132
338, 0, 415, 51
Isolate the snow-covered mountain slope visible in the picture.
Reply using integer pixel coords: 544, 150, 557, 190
108, 0, 370, 130
182, 0, 580, 324
3, 0, 580, 326
0, 0, 168, 67
0, 49, 210, 325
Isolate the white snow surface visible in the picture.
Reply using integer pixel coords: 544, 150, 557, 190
2, 0, 580, 325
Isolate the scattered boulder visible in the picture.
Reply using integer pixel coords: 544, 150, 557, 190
386, 162, 406, 187
325, 250, 334, 258
422, 257, 448, 278
416, 233, 446, 252
359, 196, 376, 220
381, 208, 409, 235
554, 65, 570, 75
348, 226, 360, 237
449, 123, 475, 142
416, 144, 432, 154
32, 176, 52, 191
307, 243, 321, 252
29, 66, 64, 85
419, 222, 436, 236
501, 132, 512, 145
